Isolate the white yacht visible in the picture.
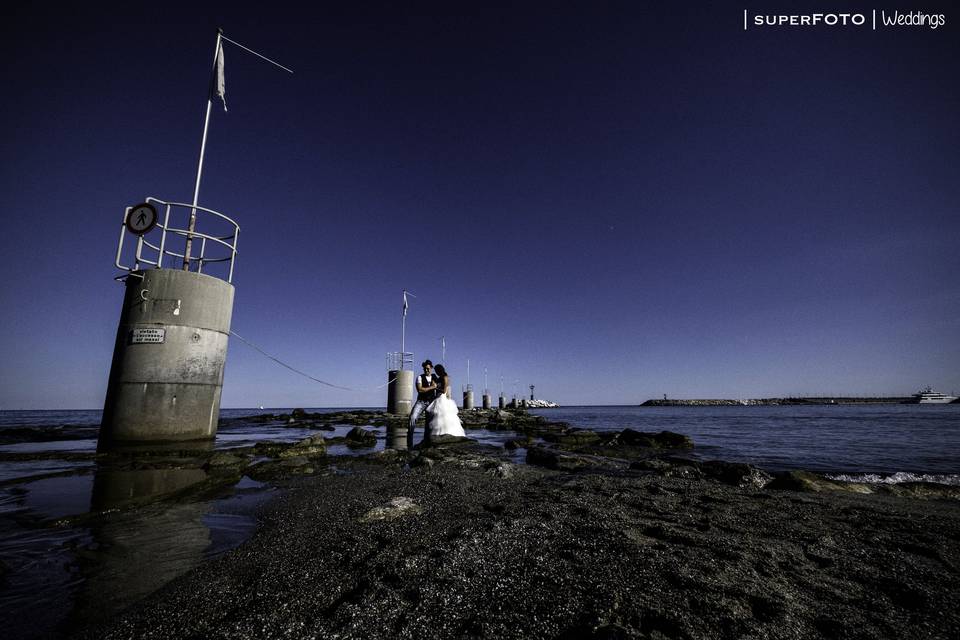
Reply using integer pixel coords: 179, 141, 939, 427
905, 387, 958, 404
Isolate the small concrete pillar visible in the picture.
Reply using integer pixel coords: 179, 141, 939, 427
482, 393, 491, 409
463, 388, 474, 410
498, 394, 505, 409
387, 369, 414, 415
100, 269, 233, 448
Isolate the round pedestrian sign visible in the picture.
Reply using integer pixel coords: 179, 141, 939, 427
125, 202, 158, 235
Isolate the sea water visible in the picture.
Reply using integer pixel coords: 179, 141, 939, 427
527, 404, 960, 483
1, 404, 959, 479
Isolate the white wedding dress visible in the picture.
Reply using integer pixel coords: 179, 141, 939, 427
428, 392, 465, 437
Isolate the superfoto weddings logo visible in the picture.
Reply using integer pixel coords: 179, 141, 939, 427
743, 10, 946, 30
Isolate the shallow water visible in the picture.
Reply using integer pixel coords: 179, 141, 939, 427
0, 411, 282, 640
0, 469, 275, 640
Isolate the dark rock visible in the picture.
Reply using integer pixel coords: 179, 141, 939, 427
879, 482, 960, 500
409, 455, 435, 469
629, 459, 671, 472
205, 452, 247, 468
525, 447, 608, 472
701, 460, 772, 488
278, 435, 327, 458
543, 429, 601, 447
525, 447, 564, 470
767, 471, 872, 494
360, 496, 423, 522
504, 437, 532, 451
369, 449, 410, 465
616, 429, 694, 449
660, 455, 701, 467
630, 459, 704, 479
488, 462, 514, 479
425, 434, 472, 446
291, 408, 307, 418
345, 427, 377, 448
240, 413, 278, 424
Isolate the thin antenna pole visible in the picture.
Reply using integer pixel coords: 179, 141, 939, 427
182, 30, 293, 271
183, 29, 222, 270
440, 336, 445, 364
467, 359, 470, 385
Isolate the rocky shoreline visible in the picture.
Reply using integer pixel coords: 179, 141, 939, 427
68, 410, 960, 640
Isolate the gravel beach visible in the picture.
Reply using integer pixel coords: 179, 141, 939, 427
76, 436, 960, 640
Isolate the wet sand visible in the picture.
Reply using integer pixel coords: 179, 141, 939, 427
75, 436, 960, 640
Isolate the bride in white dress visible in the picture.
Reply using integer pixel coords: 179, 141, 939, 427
427, 364, 465, 437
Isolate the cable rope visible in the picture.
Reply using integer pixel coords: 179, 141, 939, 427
229, 330, 397, 392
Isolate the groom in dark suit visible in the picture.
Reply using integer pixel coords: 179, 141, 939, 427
409, 359, 439, 445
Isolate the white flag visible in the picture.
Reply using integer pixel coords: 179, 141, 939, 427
402, 290, 408, 317
215, 43, 227, 112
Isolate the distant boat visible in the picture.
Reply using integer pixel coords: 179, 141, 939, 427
903, 387, 958, 404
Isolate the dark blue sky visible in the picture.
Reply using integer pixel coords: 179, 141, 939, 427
2, 2, 958, 408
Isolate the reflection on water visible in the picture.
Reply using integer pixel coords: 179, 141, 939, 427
89, 441, 214, 510
0, 446, 271, 640
386, 425, 411, 451
91, 467, 208, 511
67, 501, 211, 631
25, 475, 96, 519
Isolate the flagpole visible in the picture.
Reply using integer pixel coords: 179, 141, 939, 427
183, 28, 223, 270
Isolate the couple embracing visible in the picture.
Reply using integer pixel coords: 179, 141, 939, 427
409, 360, 465, 442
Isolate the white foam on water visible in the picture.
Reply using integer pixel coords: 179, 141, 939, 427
825, 471, 960, 486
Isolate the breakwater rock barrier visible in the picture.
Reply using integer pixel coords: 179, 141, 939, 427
641, 397, 913, 407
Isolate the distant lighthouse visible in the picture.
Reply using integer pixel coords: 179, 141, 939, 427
530, 385, 535, 401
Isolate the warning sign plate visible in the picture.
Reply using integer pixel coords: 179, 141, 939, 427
130, 328, 165, 344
